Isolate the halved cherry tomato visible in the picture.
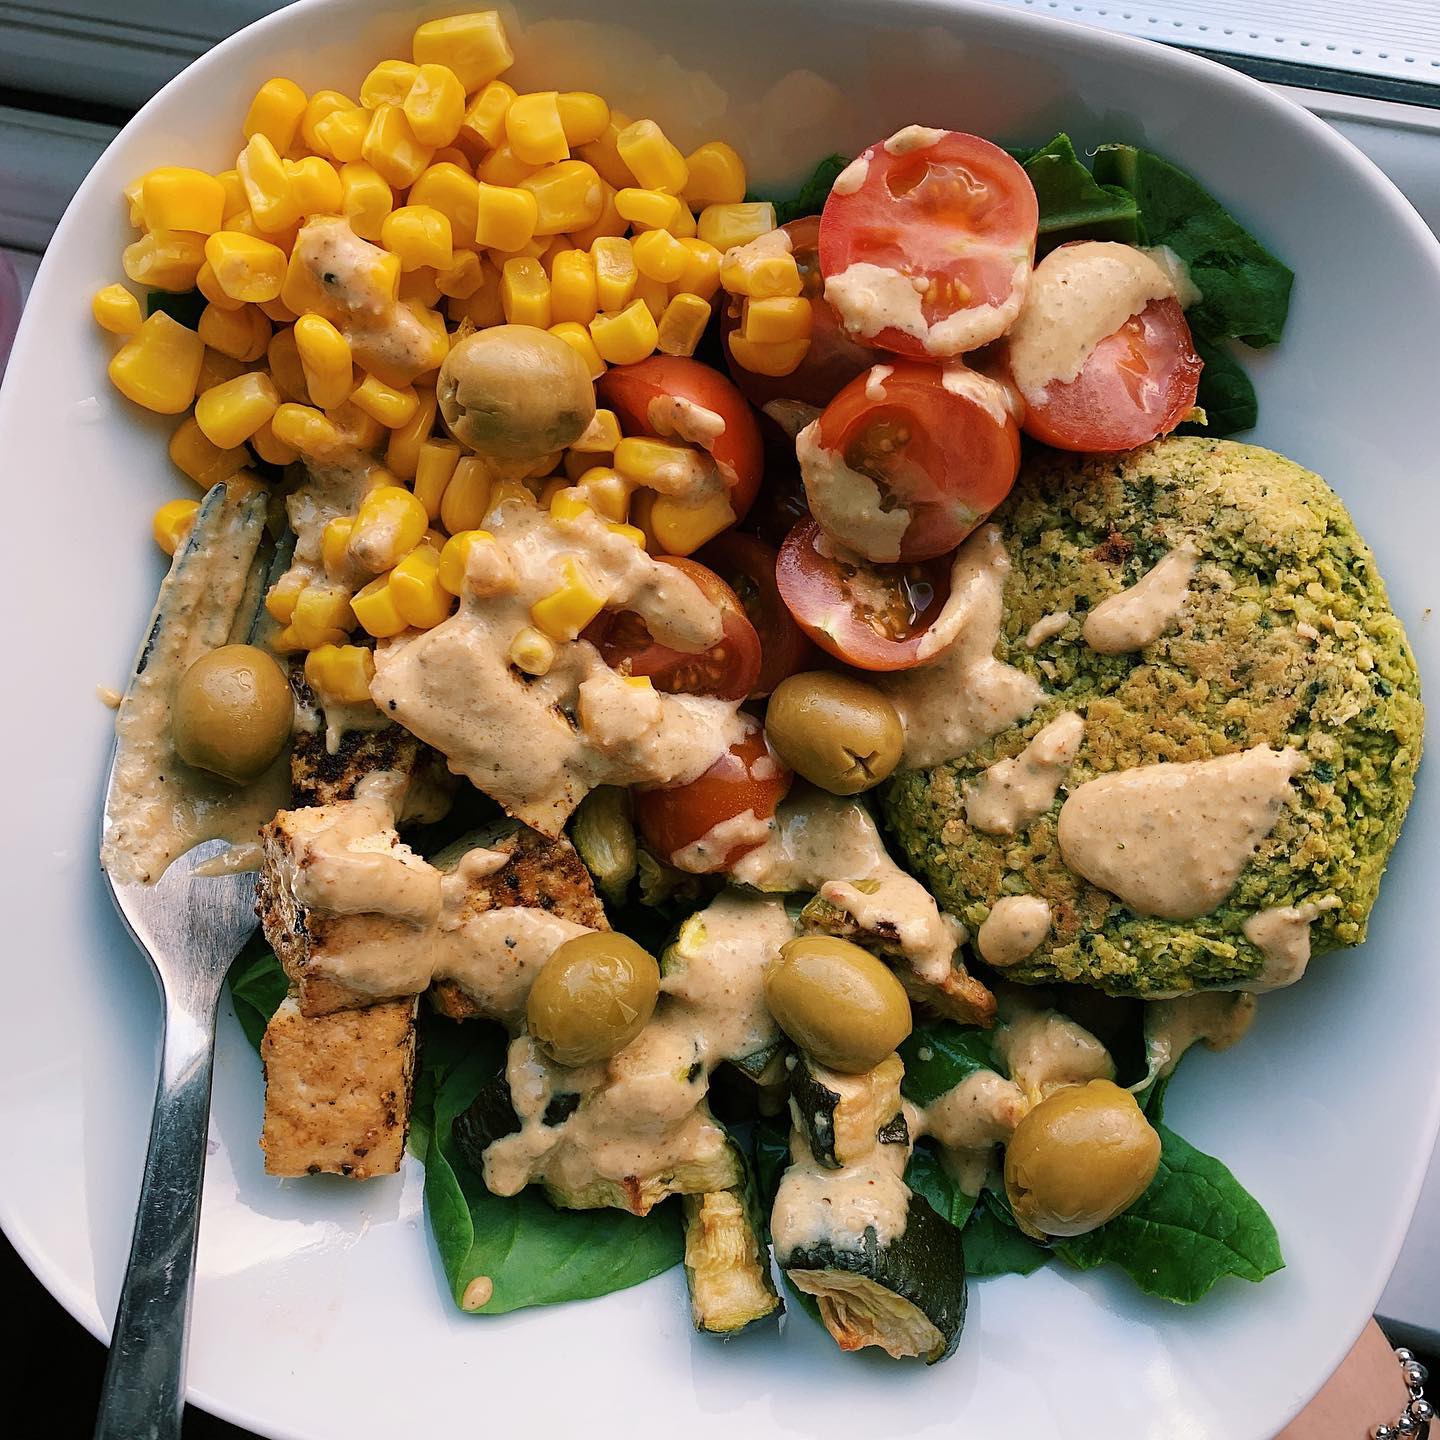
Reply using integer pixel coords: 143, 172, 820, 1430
634, 713, 791, 873
723, 216, 880, 410
819, 129, 1038, 358
1014, 297, 1202, 452
697, 531, 815, 697
797, 360, 1020, 563
598, 356, 763, 521
586, 556, 761, 700
776, 517, 952, 672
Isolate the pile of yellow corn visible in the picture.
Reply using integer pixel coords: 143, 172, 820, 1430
94, 11, 812, 704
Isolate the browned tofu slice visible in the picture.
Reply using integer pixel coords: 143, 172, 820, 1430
260, 995, 418, 1178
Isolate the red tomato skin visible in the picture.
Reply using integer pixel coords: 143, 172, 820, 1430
633, 715, 792, 872
697, 531, 816, 697
1014, 297, 1203, 453
803, 360, 1021, 563
598, 357, 764, 521
818, 132, 1038, 360
775, 517, 952, 672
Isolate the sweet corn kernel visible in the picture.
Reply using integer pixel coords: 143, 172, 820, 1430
555, 91, 609, 147
568, 183, 626, 250
321, 516, 356, 576
198, 301, 271, 363
500, 256, 551, 327
576, 110, 635, 189
438, 528, 501, 595
289, 581, 356, 649
519, 160, 603, 236
123, 176, 145, 230
238, 134, 300, 233
284, 156, 343, 216
396, 266, 440, 309
108, 312, 204, 414
439, 455, 493, 533
683, 141, 747, 208
404, 63, 465, 148
221, 207, 299, 252
474, 182, 538, 252
614, 187, 680, 231
204, 230, 287, 304
548, 321, 606, 381
272, 402, 343, 458
265, 571, 307, 623
649, 487, 736, 556
436, 249, 485, 300
251, 415, 298, 466
667, 202, 696, 238
476, 143, 540, 188
293, 314, 353, 409
244, 78, 308, 152
698, 201, 777, 252
562, 449, 597, 483
348, 484, 429, 572
382, 204, 453, 272
339, 161, 394, 243
537, 474, 570, 509
576, 466, 630, 522
215, 169, 248, 217
632, 227, 688, 283
483, 478, 536, 525
656, 291, 712, 356
721, 241, 802, 299
546, 248, 596, 325
360, 60, 420, 109
301, 91, 352, 153
92, 283, 142, 335
264, 327, 305, 401
198, 347, 247, 393
413, 11, 513, 92
140, 168, 226, 235
363, 104, 434, 189
259, 294, 299, 323
726, 333, 810, 377
313, 106, 370, 163
199, 266, 242, 314
414, 439, 461, 519
448, 275, 507, 327
459, 80, 516, 157
304, 643, 375, 704
572, 408, 621, 453
351, 373, 421, 428
169, 415, 250, 486
385, 387, 438, 478
390, 544, 454, 628
410, 163, 479, 250
153, 498, 200, 556
591, 236, 637, 312
634, 273, 670, 322
327, 399, 387, 452
506, 91, 568, 166
613, 435, 709, 492
548, 486, 591, 523
616, 120, 687, 193
675, 238, 723, 300
508, 626, 556, 676
122, 230, 206, 292
194, 370, 279, 448
742, 295, 813, 345
607, 521, 647, 547
589, 300, 658, 366
350, 574, 406, 638
530, 556, 605, 641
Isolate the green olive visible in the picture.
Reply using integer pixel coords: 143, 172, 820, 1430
527, 931, 660, 1067
764, 672, 904, 796
172, 644, 292, 784
1004, 1079, 1161, 1239
437, 324, 595, 463
764, 936, 912, 1074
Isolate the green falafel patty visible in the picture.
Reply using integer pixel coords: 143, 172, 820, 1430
883, 437, 1423, 997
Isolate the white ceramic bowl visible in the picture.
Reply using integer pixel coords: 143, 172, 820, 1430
1, 2, 1435, 1436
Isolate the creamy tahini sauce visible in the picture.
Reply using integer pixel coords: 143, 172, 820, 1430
876, 525, 1044, 769
771, 1125, 911, 1257
1082, 543, 1197, 655
831, 152, 870, 195
1006, 241, 1177, 402
646, 394, 726, 450
669, 808, 773, 874
919, 1068, 1026, 1195
1057, 745, 1308, 920
993, 1008, 1114, 1099
795, 419, 911, 563
963, 710, 1084, 835
1144, 244, 1202, 309
1241, 897, 1340, 991
1145, 991, 1256, 1078
940, 363, 1020, 428
1025, 610, 1072, 649
864, 364, 893, 402
883, 124, 948, 155
732, 791, 964, 984
371, 503, 746, 835
976, 895, 1052, 968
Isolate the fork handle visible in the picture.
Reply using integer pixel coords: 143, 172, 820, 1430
95, 992, 221, 1440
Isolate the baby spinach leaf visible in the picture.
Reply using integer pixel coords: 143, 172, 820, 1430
1054, 1123, 1283, 1303
1091, 144, 1293, 348
419, 1026, 683, 1315
1024, 134, 1139, 253
1180, 335, 1259, 437
767, 153, 849, 225
898, 1022, 999, 1106
962, 1191, 1051, 1277
227, 941, 288, 1052
904, 1142, 979, 1231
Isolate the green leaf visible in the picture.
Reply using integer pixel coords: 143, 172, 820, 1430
767, 153, 849, 225
898, 1022, 998, 1106
145, 289, 206, 330
417, 1024, 684, 1315
226, 941, 288, 1053
962, 1191, 1051, 1277
1053, 1124, 1283, 1303
1091, 144, 1293, 347
904, 1143, 978, 1231
1023, 134, 1139, 253
1179, 335, 1259, 437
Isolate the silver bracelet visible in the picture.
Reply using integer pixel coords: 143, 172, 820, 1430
1371, 1346, 1431, 1438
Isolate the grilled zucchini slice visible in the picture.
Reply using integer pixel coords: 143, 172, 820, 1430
681, 1156, 782, 1335
790, 1052, 907, 1170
